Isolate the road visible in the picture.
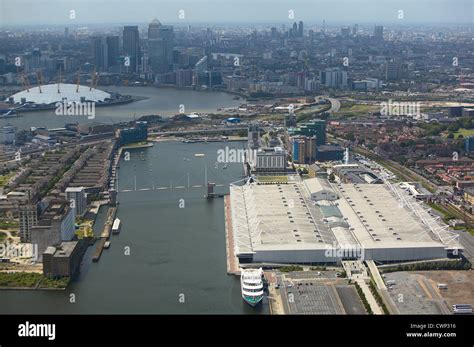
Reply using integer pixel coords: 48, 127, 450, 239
149, 126, 247, 136
276, 274, 292, 314
454, 230, 474, 263
355, 146, 438, 192
446, 201, 474, 225
366, 260, 400, 314
327, 97, 341, 113
355, 279, 383, 314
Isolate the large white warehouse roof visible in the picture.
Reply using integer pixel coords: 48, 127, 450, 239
229, 176, 459, 264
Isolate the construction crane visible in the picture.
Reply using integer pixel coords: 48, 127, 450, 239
76, 67, 81, 93
21, 73, 31, 93
17, 67, 30, 93
90, 66, 96, 91
57, 67, 62, 93
36, 69, 43, 93
93, 70, 100, 89
23, 73, 31, 92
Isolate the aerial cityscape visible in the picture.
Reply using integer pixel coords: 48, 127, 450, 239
0, 0, 473, 340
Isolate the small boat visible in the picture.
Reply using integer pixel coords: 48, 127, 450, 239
104, 241, 111, 249
223, 163, 228, 169
183, 158, 191, 162
112, 218, 121, 235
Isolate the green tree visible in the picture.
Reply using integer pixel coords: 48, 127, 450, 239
15, 130, 32, 145
347, 132, 355, 142
448, 124, 460, 132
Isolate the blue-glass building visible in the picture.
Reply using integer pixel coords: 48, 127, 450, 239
315, 145, 344, 161
465, 136, 474, 152
119, 121, 148, 146
289, 119, 326, 145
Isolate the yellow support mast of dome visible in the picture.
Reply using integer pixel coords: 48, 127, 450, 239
76, 67, 81, 93
90, 66, 96, 91
18, 66, 30, 93
94, 70, 100, 89
57, 67, 62, 93
36, 69, 43, 93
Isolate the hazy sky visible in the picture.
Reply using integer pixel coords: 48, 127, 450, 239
1, 0, 473, 26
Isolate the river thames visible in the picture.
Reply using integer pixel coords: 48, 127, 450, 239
0, 87, 268, 314
0, 140, 268, 314
0, 86, 242, 130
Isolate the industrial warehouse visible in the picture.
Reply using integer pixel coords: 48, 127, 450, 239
228, 172, 462, 265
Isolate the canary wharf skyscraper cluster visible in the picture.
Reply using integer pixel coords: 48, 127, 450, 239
119, 20, 174, 75
148, 19, 174, 74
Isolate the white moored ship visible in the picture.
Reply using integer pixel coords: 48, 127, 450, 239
240, 268, 264, 307
112, 218, 121, 235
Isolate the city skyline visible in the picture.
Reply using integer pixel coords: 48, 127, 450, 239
1, 0, 473, 25
0, 0, 472, 339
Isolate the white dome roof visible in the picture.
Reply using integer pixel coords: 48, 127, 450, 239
7, 83, 111, 105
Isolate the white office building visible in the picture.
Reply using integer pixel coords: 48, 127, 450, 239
0, 124, 16, 144
255, 147, 286, 172
320, 68, 348, 89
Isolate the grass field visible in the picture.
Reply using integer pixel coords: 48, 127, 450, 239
334, 104, 379, 117
0, 220, 19, 229
426, 202, 474, 236
296, 104, 330, 122
0, 272, 69, 289
76, 221, 94, 239
0, 173, 15, 187
453, 128, 474, 137
254, 114, 284, 121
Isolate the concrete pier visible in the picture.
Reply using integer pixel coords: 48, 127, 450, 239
100, 207, 117, 239
92, 238, 107, 262
224, 195, 240, 275
92, 207, 117, 262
